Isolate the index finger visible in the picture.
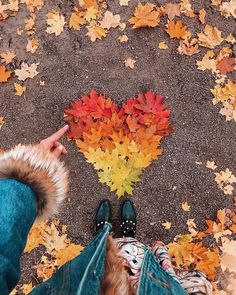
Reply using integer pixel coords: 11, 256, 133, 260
43, 125, 69, 145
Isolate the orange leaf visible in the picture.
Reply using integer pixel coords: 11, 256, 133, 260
165, 3, 180, 20
129, 3, 160, 29
230, 223, 236, 233
165, 20, 187, 39
0, 66, 12, 82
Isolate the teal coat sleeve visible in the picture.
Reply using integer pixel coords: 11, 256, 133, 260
0, 179, 37, 294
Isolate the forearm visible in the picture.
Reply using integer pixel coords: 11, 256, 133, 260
0, 144, 68, 294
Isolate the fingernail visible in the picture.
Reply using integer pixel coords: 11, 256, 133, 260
59, 145, 63, 150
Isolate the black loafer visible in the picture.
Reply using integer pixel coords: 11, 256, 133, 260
95, 199, 112, 233
120, 200, 136, 238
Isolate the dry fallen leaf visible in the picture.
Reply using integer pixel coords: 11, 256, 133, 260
119, 0, 130, 6
165, 20, 188, 39
178, 38, 200, 56
69, 8, 86, 31
196, 50, 217, 73
217, 57, 235, 74
0, 66, 12, 83
197, 24, 223, 48
14, 83, 26, 96
162, 221, 172, 229
206, 160, 217, 170
15, 62, 39, 81
199, 8, 206, 24
54, 243, 84, 266
46, 11, 66, 36
219, 0, 236, 18
86, 21, 107, 42
0, 51, 16, 64
118, 34, 128, 43
0, 116, 4, 130
165, 3, 180, 20
158, 41, 168, 49
124, 57, 136, 69
100, 11, 121, 29
26, 38, 39, 53
225, 33, 236, 44
182, 201, 191, 212
129, 3, 160, 29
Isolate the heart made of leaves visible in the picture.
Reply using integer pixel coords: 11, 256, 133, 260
64, 90, 171, 197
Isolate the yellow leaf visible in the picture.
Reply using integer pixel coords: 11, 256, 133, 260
162, 221, 172, 229
177, 38, 199, 56
46, 11, 66, 36
84, 6, 98, 21
219, 0, 236, 18
182, 201, 190, 212
129, 3, 160, 29
197, 24, 223, 48
0, 116, 5, 130
124, 57, 136, 69
158, 41, 168, 49
118, 34, 128, 43
206, 160, 217, 170
14, 83, 26, 96
225, 33, 236, 44
69, 9, 85, 30
86, 21, 107, 42
54, 243, 84, 267
199, 8, 206, 24
196, 50, 217, 72
24, 223, 45, 253
21, 283, 34, 295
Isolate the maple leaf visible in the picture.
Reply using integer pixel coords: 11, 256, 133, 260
197, 25, 223, 48
86, 21, 107, 42
22, 0, 44, 12
219, 0, 236, 18
199, 8, 206, 24
20, 282, 34, 294
0, 66, 12, 82
100, 11, 121, 29
206, 160, 218, 171
26, 38, 39, 53
180, 0, 195, 17
124, 57, 136, 69
182, 201, 190, 211
217, 57, 235, 74
24, 222, 45, 253
54, 243, 84, 267
196, 50, 217, 73
158, 41, 168, 49
220, 237, 236, 272
165, 3, 180, 20
225, 33, 236, 44
165, 20, 188, 39
69, 9, 85, 30
178, 38, 200, 56
46, 11, 66, 36
15, 62, 39, 81
0, 51, 16, 64
14, 83, 26, 96
162, 221, 172, 229
79, 0, 98, 10
129, 3, 160, 29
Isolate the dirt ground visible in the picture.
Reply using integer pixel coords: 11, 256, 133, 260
0, 0, 236, 289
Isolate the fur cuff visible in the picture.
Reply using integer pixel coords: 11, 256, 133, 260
0, 144, 69, 221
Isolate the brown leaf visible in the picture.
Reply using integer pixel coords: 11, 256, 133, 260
199, 8, 206, 24
165, 3, 180, 20
124, 57, 136, 68
178, 38, 200, 56
197, 24, 223, 48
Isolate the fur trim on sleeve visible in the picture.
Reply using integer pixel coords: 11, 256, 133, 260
0, 144, 69, 221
